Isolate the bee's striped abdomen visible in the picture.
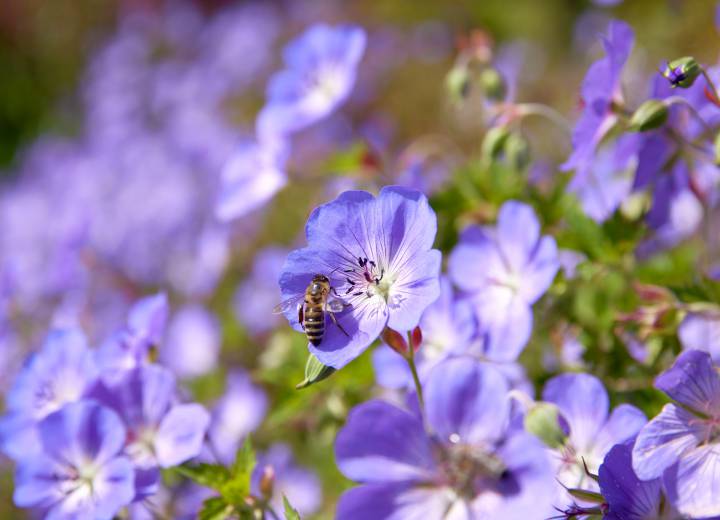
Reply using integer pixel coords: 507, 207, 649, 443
304, 292, 326, 346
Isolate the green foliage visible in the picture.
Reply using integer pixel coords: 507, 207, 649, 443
283, 495, 302, 520
296, 354, 337, 389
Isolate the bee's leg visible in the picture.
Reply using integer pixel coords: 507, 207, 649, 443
298, 306, 305, 330
331, 286, 352, 308
328, 311, 350, 337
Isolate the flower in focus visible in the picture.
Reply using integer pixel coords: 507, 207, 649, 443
632, 349, 720, 517
335, 358, 556, 518
0, 328, 98, 460
13, 400, 135, 520
215, 139, 289, 222
542, 373, 645, 501
278, 186, 441, 368
257, 24, 367, 139
448, 201, 559, 361
251, 443, 322, 519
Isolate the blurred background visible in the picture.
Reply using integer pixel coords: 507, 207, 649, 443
1, 0, 719, 518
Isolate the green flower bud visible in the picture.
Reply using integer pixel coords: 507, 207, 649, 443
524, 402, 569, 449
663, 56, 701, 89
478, 67, 506, 102
445, 65, 471, 103
481, 126, 510, 161
629, 99, 668, 132
504, 132, 531, 171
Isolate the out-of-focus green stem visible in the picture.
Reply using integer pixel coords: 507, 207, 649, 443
516, 103, 573, 136
405, 332, 425, 414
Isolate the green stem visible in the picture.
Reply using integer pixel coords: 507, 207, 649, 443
405, 332, 425, 413
515, 102, 573, 136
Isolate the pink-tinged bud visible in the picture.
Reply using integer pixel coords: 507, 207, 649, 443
382, 327, 408, 355
410, 326, 423, 352
259, 465, 275, 499
633, 282, 673, 304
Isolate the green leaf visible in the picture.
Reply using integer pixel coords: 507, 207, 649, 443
220, 438, 256, 508
175, 463, 230, 491
296, 354, 336, 389
199, 497, 232, 520
283, 495, 302, 520
565, 488, 605, 504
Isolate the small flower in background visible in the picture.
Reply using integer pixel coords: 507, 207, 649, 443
161, 304, 220, 378
234, 247, 290, 336
449, 201, 559, 361
251, 443, 322, 519
541, 373, 646, 501
278, 186, 441, 368
13, 401, 135, 520
0, 329, 98, 460
632, 350, 720, 517
678, 310, 720, 363
335, 357, 556, 518
257, 24, 367, 139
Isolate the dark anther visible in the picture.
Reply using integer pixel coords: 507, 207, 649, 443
344, 269, 354, 273
374, 269, 385, 285
369, 260, 376, 268
358, 257, 366, 267
353, 291, 364, 296
345, 287, 354, 295
346, 277, 355, 286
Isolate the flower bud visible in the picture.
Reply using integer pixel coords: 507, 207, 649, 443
382, 327, 408, 355
662, 56, 701, 89
410, 326, 422, 352
524, 402, 569, 449
478, 67, 506, 101
504, 132, 531, 171
259, 465, 275, 499
629, 99, 668, 131
481, 126, 510, 161
445, 65, 471, 104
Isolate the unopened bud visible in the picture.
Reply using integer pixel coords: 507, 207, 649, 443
446, 66, 471, 104
481, 126, 510, 161
524, 402, 569, 449
382, 327, 408, 355
504, 132, 531, 171
629, 99, 668, 131
662, 56, 701, 89
259, 465, 275, 499
410, 326, 423, 352
478, 67, 506, 101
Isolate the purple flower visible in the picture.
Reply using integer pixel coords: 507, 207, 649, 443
257, 24, 366, 139
215, 139, 289, 222
679, 311, 720, 363
372, 276, 477, 389
251, 444, 322, 518
1, 328, 98, 460
209, 370, 268, 464
543, 374, 646, 498
448, 201, 559, 361
13, 400, 135, 519
234, 247, 289, 336
599, 441, 680, 520
161, 304, 220, 378
278, 186, 441, 369
632, 350, 720, 517
335, 358, 556, 519
562, 20, 634, 175
90, 365, 210, 471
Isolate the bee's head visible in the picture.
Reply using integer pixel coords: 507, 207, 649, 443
313, 274, 330, 284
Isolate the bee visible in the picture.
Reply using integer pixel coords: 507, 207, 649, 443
273, 274, 349, 346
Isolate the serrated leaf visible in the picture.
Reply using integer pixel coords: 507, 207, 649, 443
175, 463, 230, 491
296, 354, 336, 389
220, 438, 256, 507
283, 495, 301, 520
199, 497, 232, 520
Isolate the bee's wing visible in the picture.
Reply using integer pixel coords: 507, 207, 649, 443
327, 298, 349, 313
272, 294, 305, 315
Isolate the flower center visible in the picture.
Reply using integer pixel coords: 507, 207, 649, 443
342, 256, 391, 302
436, 436, 508, 500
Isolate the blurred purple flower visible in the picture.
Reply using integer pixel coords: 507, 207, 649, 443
598, 441, 680, 520
251, 444, 322, 518
542, 373, 645, 499
562, 20, 634, 175
13, 401, 135, 520
449, 201, 559, 361
216, 139, 289, 222
234, 247, 289, 336
632, 350, 720, 517
209, 371, 268, 464
678, 311, 720, 363
278, 186, 441, 369
161, 305, 220, 378
0, 329, 98, 460
335, 358, 556, 518
257, 24, 367, 139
